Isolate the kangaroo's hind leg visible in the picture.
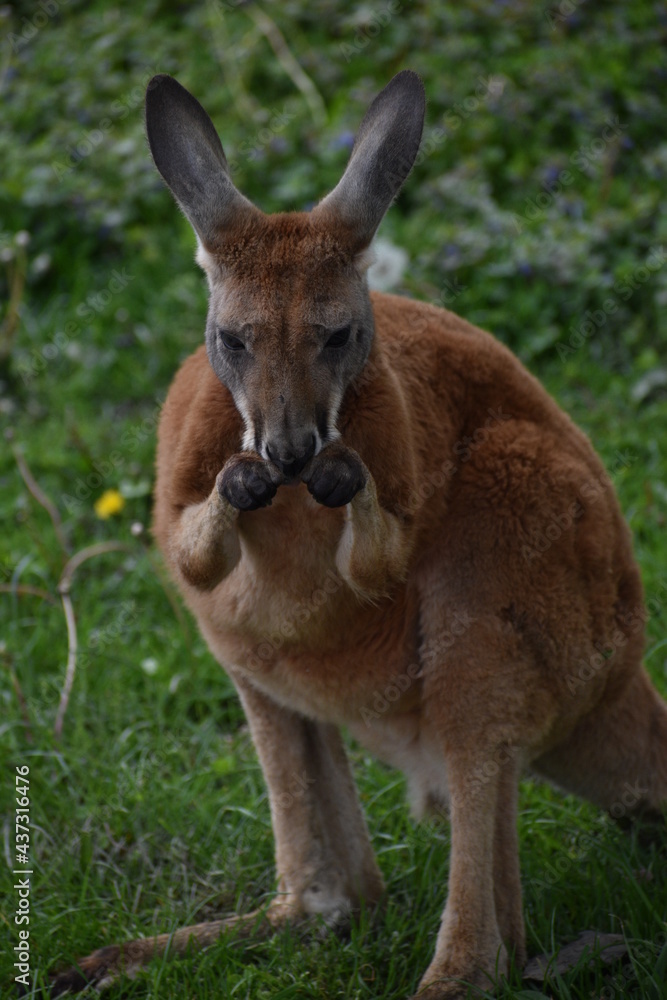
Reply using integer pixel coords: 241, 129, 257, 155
51, 673, 384, 995
492, 749, 527, 968
413, 614, 556, 999
234, 673, 386, 925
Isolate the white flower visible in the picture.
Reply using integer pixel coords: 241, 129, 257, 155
367, 238, 409, 291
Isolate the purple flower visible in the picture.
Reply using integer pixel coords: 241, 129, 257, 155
331, 130, 355, 151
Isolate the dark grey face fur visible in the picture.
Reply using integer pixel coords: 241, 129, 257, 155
201, 254, 376, 477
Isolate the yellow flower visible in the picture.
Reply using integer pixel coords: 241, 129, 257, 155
94, 489, 125, 519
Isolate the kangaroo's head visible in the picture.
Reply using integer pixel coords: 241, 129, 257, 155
145, 72, 424, 477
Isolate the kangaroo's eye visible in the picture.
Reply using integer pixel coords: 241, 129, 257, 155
219, 330, 245, 352
325, 325, 352, 350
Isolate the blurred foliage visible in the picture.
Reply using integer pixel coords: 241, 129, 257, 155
1, 0, 666, 383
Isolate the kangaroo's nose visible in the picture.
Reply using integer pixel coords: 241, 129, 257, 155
267, 435, 316, 478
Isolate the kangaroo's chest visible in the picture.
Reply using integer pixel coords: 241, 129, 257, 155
211, 482, 348, 639
185, 484, 422, 724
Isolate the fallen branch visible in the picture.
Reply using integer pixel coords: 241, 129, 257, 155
59, 541, 134, 594
9, 449, 191, 742
0, 649, 33, 743
248, 7, 326, 127
12, 444, 69, 555
53, 590, 77, 741
54, 541, 134, 740
0, 583, 58, 605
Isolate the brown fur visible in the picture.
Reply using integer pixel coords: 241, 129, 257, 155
51, 75, 667, 999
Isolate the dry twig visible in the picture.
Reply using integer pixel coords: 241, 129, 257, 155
54, 541, 134, 739
0, 648, 34, 743
248, 7, 326, 126
12, 444, 69, 554
0, 583, 57, 604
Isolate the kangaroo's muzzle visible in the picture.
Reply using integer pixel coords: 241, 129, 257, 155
266, 433, 316, 478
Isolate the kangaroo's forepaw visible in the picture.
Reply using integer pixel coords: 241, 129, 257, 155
218, 454, 283, 510
301, 441, 367, 508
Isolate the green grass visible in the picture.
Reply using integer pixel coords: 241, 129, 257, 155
1, 1, 666, 997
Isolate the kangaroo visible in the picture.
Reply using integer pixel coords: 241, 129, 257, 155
52, 71, 667, 999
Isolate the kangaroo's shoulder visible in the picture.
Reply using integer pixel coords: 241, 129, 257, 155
370, 289, 582, 435
371, 290, 531, 381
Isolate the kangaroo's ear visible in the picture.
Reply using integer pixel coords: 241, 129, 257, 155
145, 75, 257, 248
313, 71, 425, 251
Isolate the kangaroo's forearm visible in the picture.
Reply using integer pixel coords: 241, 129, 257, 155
335, 475, 411, 601
170, 485, 241, 590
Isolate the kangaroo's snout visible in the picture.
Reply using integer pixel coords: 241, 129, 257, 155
266, 434, 316, 478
